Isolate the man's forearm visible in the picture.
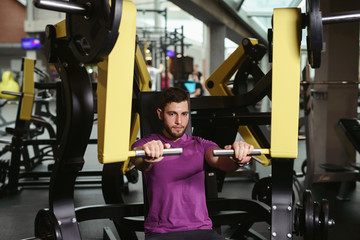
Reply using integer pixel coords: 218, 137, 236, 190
206, 149, 239, 172
216, 156, 240, 172
131, 157, 153, 172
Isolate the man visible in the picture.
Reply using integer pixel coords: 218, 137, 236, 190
146, 60, 163, 91
132, 87, 254, 240
193, 64, 206, 94
187, 72, 203, 97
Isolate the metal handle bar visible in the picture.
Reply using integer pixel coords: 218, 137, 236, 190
322, 11, 360, 25
213, 149, 270, 165
213, 149, 268, 157
133, 148, 183, 158
1, 90, 22, 97
33, 0, 89, 15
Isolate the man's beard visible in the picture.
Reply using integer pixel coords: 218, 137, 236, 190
163, 123, 187, 140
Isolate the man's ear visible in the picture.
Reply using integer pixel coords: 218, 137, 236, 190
157, 108, 163, 120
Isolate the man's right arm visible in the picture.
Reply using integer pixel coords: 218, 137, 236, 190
131, 147, 155, 172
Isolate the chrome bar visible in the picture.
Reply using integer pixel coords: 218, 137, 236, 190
135, 148, 183, 157
322, 11, 360, 25
33, 0, 89, 15
213, 149, 264, 157
1, 91, 22, 97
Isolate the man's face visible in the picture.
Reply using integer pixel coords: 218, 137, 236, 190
157, 101, 189, 140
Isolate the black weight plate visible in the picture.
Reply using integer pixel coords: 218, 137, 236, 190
320, 199, 329, 240
35, 209, 62, 240
303, 189, 314, 240
313, 201, 321, 239
251, 176, 272, 206
66, 0, 123, 63
306, 0, 323, 68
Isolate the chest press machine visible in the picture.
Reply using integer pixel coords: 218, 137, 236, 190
26, 0, 354, 239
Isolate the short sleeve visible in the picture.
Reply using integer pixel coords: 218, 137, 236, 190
132, 138, 146, 149
196, 137, 219, 152
132, 134, 159, 149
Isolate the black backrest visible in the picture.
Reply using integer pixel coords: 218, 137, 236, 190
138, 91, 192, 137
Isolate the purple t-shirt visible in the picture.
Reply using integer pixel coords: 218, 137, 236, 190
132, 133, 219, 235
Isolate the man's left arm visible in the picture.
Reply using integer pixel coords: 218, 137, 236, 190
205, 141, 254, 172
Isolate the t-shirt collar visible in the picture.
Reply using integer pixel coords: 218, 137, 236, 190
159, 132, 188, 145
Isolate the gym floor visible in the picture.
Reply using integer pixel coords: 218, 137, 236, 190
0, 102, 359, 240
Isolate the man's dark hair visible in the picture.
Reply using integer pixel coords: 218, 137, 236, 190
159, 87, 189, 110
146, 60, 152, 66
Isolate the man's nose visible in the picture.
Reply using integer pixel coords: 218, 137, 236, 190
175, 115, 181, 124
